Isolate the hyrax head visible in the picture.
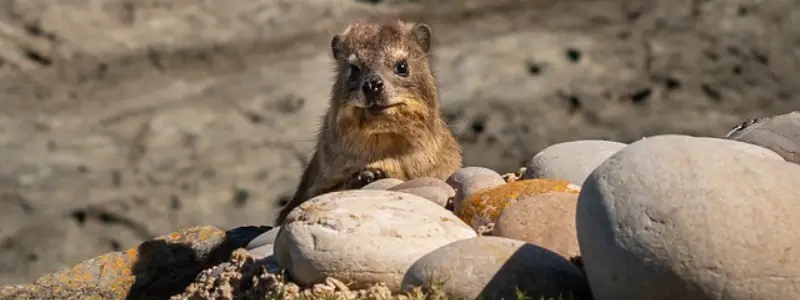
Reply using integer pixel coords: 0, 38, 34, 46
330, 20, 436, 117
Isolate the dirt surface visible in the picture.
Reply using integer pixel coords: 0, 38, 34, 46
1, 0, 799, 285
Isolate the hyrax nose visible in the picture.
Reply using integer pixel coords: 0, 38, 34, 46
361, 76, 384, 96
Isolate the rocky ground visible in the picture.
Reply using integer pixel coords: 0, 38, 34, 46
1, 0, 800, 289
2, 111, 799, 299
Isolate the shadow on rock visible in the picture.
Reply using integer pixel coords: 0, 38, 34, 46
127, 225, 269, 300
403, 236, 593, 300
477, 243, 593, 300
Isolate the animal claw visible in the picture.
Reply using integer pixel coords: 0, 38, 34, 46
345, 168, 388, 189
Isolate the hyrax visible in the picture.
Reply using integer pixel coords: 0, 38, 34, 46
275, 19, 463, 225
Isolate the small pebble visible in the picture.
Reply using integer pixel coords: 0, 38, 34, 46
501, 167, 527, 182
493, 192, 580, 258
402, 236, 591, 300
388, 177, 455, 198
387, 177, 454, 207
446, 166, 503, 191
361, 178, 405, 190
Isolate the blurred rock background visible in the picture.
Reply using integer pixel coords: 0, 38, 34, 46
0, 0, 797, 284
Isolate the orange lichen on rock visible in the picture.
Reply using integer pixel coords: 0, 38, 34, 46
456, 179, 581, 232
0, 225, 251, 300
27, 248, 140, 299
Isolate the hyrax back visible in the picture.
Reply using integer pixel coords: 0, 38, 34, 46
275, 19, 462, 225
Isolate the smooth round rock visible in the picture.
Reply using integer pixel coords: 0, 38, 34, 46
245, 226, 280, 249
725, 111, 799, 163
389, 177, 455, 196
245, 226, 281, 259
577, 134, 800, 300
361, 178, 405, 190
493, 192, 580, 258
402, 236, 591, 300
453, 174, 507, 215
391, 187, 449, 207
458, 179, 581, 231
523, 139, 627, 185
274, 190, 477, 291
248, 244, 274, 259
388, 177, 456, 207
446, 167, 503, 191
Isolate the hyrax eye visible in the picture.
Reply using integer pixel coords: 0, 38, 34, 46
394, 60, 409, 77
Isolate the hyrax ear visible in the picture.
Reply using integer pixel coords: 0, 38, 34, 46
331, 34, 345, 60
410, 23, 432, 53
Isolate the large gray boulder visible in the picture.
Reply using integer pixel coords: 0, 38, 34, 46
577, 134, 799, 300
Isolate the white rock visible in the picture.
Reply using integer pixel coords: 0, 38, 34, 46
246, 226, 280, 249
362, 178, 405, 190
274, 190, 477, 291
246, 226, 280, 259
523, 140, 627, 185
577, 134, 800, 300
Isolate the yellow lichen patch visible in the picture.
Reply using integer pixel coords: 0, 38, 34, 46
457, 179, 581, 231
96, 252, 136, 277
105, 270, 136, 298
0, 284, 32, 298
159, 225, 225, 244
167, 231, 183, 241
122, 248, 140, 262
30, 250, 139, 299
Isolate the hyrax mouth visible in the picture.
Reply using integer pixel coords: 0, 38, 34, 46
364, 103, 400, 116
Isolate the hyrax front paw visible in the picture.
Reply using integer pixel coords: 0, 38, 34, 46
345, 168, 388, 189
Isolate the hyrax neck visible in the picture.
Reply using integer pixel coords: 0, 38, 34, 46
331, 101, 441, 156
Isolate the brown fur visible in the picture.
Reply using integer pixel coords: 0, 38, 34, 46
275, 19, 462, 225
